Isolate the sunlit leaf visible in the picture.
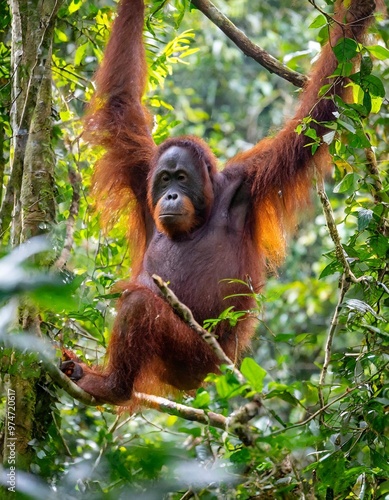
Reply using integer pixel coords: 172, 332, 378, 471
240, 358, 266, 392
68, 0, 83, 15
74, 43, 88, 67
333, 173, 360, 193
366, 44, 389, 60
309, 14, 327, 29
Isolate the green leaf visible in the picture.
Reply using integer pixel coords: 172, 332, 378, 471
192, 388, 210, 409
214, 373, 242, 399
274, 333, 297, 342
74, 43, 88, 66
59, 110, 72, 121
319, 260, 342, 279
333, 38, 359, 62
266, 388, 299, 406
336, 119, 356, 134
371, 449, 389, 473
230, 448, 251, 464
366, 44, 389, 60
55, 28, 68, 42
240, 358, 266, 392
361, 75, 386, 98
332, 61, 353, 77
318, 83, 333, 97
357, 208, 373, 231
363, 90, 372, 114
309, 14, 327, 29
68, 0, 83, 15
304, 128, 319, 140
371, 96, 384, 113
349, 71, 361, 85
333, 173, 360, 193
360, 56, 373, 77
369, 234, 389, 257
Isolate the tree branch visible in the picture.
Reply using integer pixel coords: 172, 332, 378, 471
47, 360, 261, 444
364, 146, 389, 237
315, 169, 370, 284
44, 358, 100, 406
152, 274, 247, 385
133, 392, 227, 429
54, 162, 81, 269
364, 147, 384, 203
318, 273, 350, 411
44, 275, 263, 442
226, 397, 261, 445
190, 0, 307, 88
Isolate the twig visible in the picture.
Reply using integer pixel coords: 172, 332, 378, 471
270, 361, 389, 436
318, 274, 350, 410
364, 146, 389, 236
93, 414, 123, 470
54, 163, 81, 269
190, 0, 307, 88
152, 274, 247, 385
315, 169, 356, 410
270, 383, 359, 437
315, 170, 369, 284
364, 147, 384, 203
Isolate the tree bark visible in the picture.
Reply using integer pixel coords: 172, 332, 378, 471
1, 0, 63, 489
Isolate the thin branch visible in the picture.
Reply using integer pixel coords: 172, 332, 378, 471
318, 274, 350, 410
270, 361, 389, 437
269, 383, 359, 437
315, 168, 358, 410
364, 146, 389, 236
54, 163, 81, 269
364, 146, 384, 203
152, 275, 262, 434
52, 410, 73, 456
315, 169, 369, 284
190, 0, 307, 88
93, 414, 123, 470
314, 158, 387, 410
152, 274, 246, 385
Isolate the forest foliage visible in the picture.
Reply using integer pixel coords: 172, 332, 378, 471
0, 0, 388, 498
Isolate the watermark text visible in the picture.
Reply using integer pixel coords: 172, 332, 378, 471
6, 388, 17, 492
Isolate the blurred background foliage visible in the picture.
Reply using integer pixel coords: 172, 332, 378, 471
0, 0, 388, 498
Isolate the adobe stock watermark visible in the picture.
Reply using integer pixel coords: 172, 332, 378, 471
6, 388, 17, 493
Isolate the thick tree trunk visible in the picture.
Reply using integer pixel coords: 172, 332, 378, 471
1, 0, 63, 493
1, 0, 60, 242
